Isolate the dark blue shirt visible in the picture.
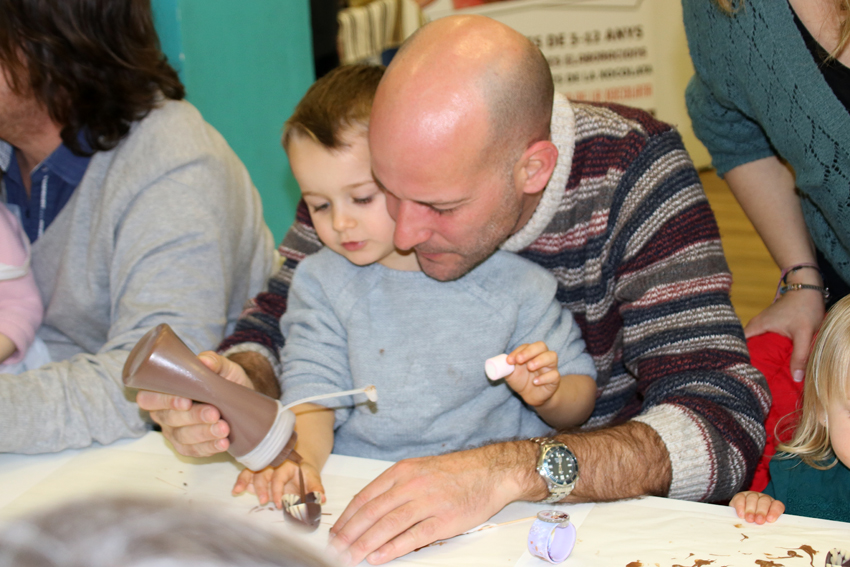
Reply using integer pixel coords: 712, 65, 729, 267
0, 134, 92, 243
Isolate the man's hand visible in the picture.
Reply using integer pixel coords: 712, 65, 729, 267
744, 289, 825, 382
328, 441, 538, 566
136, 351, 256, 457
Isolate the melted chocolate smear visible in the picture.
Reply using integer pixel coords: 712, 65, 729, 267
795, 545, 817, 567
413, 541, 448, 552
775, 545, 818, 567
626, 561, 642, 567
755, 561, 784, 567
672, 559, 714, 567
767, 551, 799, 560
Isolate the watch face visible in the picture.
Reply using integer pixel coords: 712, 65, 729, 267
542, 445, 576, 487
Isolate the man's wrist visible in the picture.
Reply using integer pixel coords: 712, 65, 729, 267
488, 440, 550, 503
228, 351, 280, 398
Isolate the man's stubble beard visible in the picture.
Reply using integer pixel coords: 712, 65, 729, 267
416, 184, 523, 282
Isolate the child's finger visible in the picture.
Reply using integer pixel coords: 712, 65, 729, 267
531, 369, 561, 386
753, 495, 775, 524
252, 468, 274, 505
507, 344, 530, 364
765, 499, 785, 522
271, 465, 298, 508
527, 349, 557, 372
303, 466, 327, 501
729, 492, 747, 519
232, 468, 255, 495
510, 342, 547, 364
743, 492, 763, 523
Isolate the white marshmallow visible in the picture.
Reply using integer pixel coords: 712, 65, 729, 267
485, 354, 515, 381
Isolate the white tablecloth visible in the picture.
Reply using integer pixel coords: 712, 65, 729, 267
1, 432, 847, 566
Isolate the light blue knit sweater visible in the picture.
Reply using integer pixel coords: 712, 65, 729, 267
279, 248, 597, 462
684, 0, 850, 282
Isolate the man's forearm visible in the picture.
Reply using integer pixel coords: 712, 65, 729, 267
228, 351, 280, 399
558, 421, 671, 502
506, 420, 672, 505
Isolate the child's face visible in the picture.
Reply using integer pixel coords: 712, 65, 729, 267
825, 388, 850, 467
289, 132, 417, 270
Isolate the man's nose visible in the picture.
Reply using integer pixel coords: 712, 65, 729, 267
392, 200, 431, 251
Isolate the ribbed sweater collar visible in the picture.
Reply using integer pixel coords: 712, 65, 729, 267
501, 92, 575, 253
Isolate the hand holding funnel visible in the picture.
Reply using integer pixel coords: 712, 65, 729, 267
123, 324, 377, 471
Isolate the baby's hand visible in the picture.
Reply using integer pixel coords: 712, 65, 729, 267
504, 342, 560, 407
729, 491, 785, 524
232, 460, 325, 509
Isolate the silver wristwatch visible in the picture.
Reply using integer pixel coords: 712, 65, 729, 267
531, 437, 578, 504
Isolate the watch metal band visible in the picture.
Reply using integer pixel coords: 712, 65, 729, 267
531, 437, 576, 504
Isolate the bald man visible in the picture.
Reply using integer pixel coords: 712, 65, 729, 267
138, 15, 769, 565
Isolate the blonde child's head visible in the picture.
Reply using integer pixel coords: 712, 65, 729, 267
779, 295, 850, 469
283, 65, 417, 272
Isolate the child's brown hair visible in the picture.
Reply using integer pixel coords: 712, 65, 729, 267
283, 64, 385, 152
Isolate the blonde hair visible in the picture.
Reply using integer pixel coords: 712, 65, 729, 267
714, 0, 850, 60
776, 295, 850, 469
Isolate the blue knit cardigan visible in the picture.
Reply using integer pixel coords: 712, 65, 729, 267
683, 0, 850, 283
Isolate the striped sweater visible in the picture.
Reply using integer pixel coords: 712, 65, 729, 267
220, 95, 770, 502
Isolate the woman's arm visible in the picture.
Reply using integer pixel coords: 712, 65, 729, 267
723, 156, 826, 380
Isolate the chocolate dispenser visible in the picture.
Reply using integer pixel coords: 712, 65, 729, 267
123, 324, 298, 470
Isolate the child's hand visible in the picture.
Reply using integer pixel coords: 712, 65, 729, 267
729, 491, 785, 524
232, 460, 325, 509
0, 332, 17, 364
504, 342, 560, 407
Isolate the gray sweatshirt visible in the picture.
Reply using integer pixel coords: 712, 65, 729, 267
280, 248, 597, 461
0, 100, 275, 453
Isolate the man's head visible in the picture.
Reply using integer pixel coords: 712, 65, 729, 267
370, 15, 557, 281
0, 0, 184, 155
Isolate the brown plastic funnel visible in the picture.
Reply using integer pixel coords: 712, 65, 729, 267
123, 324, 296, 467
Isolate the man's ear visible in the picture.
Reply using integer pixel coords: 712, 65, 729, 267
514, 140, 558, 196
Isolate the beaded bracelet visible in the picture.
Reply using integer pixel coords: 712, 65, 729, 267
778, 282, 830, 300
773, 263, 829, 303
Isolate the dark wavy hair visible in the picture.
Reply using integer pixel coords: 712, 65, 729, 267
0, 0, 185, 154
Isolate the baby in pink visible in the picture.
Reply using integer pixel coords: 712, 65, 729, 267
0, 203, 47, 373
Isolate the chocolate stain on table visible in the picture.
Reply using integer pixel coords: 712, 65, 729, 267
672, 558, 714, 567
413, 541, 448, 552
767, 551, 801, 560
785, 545, 817, 567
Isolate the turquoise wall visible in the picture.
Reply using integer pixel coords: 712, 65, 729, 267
152, 0, 314, 243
